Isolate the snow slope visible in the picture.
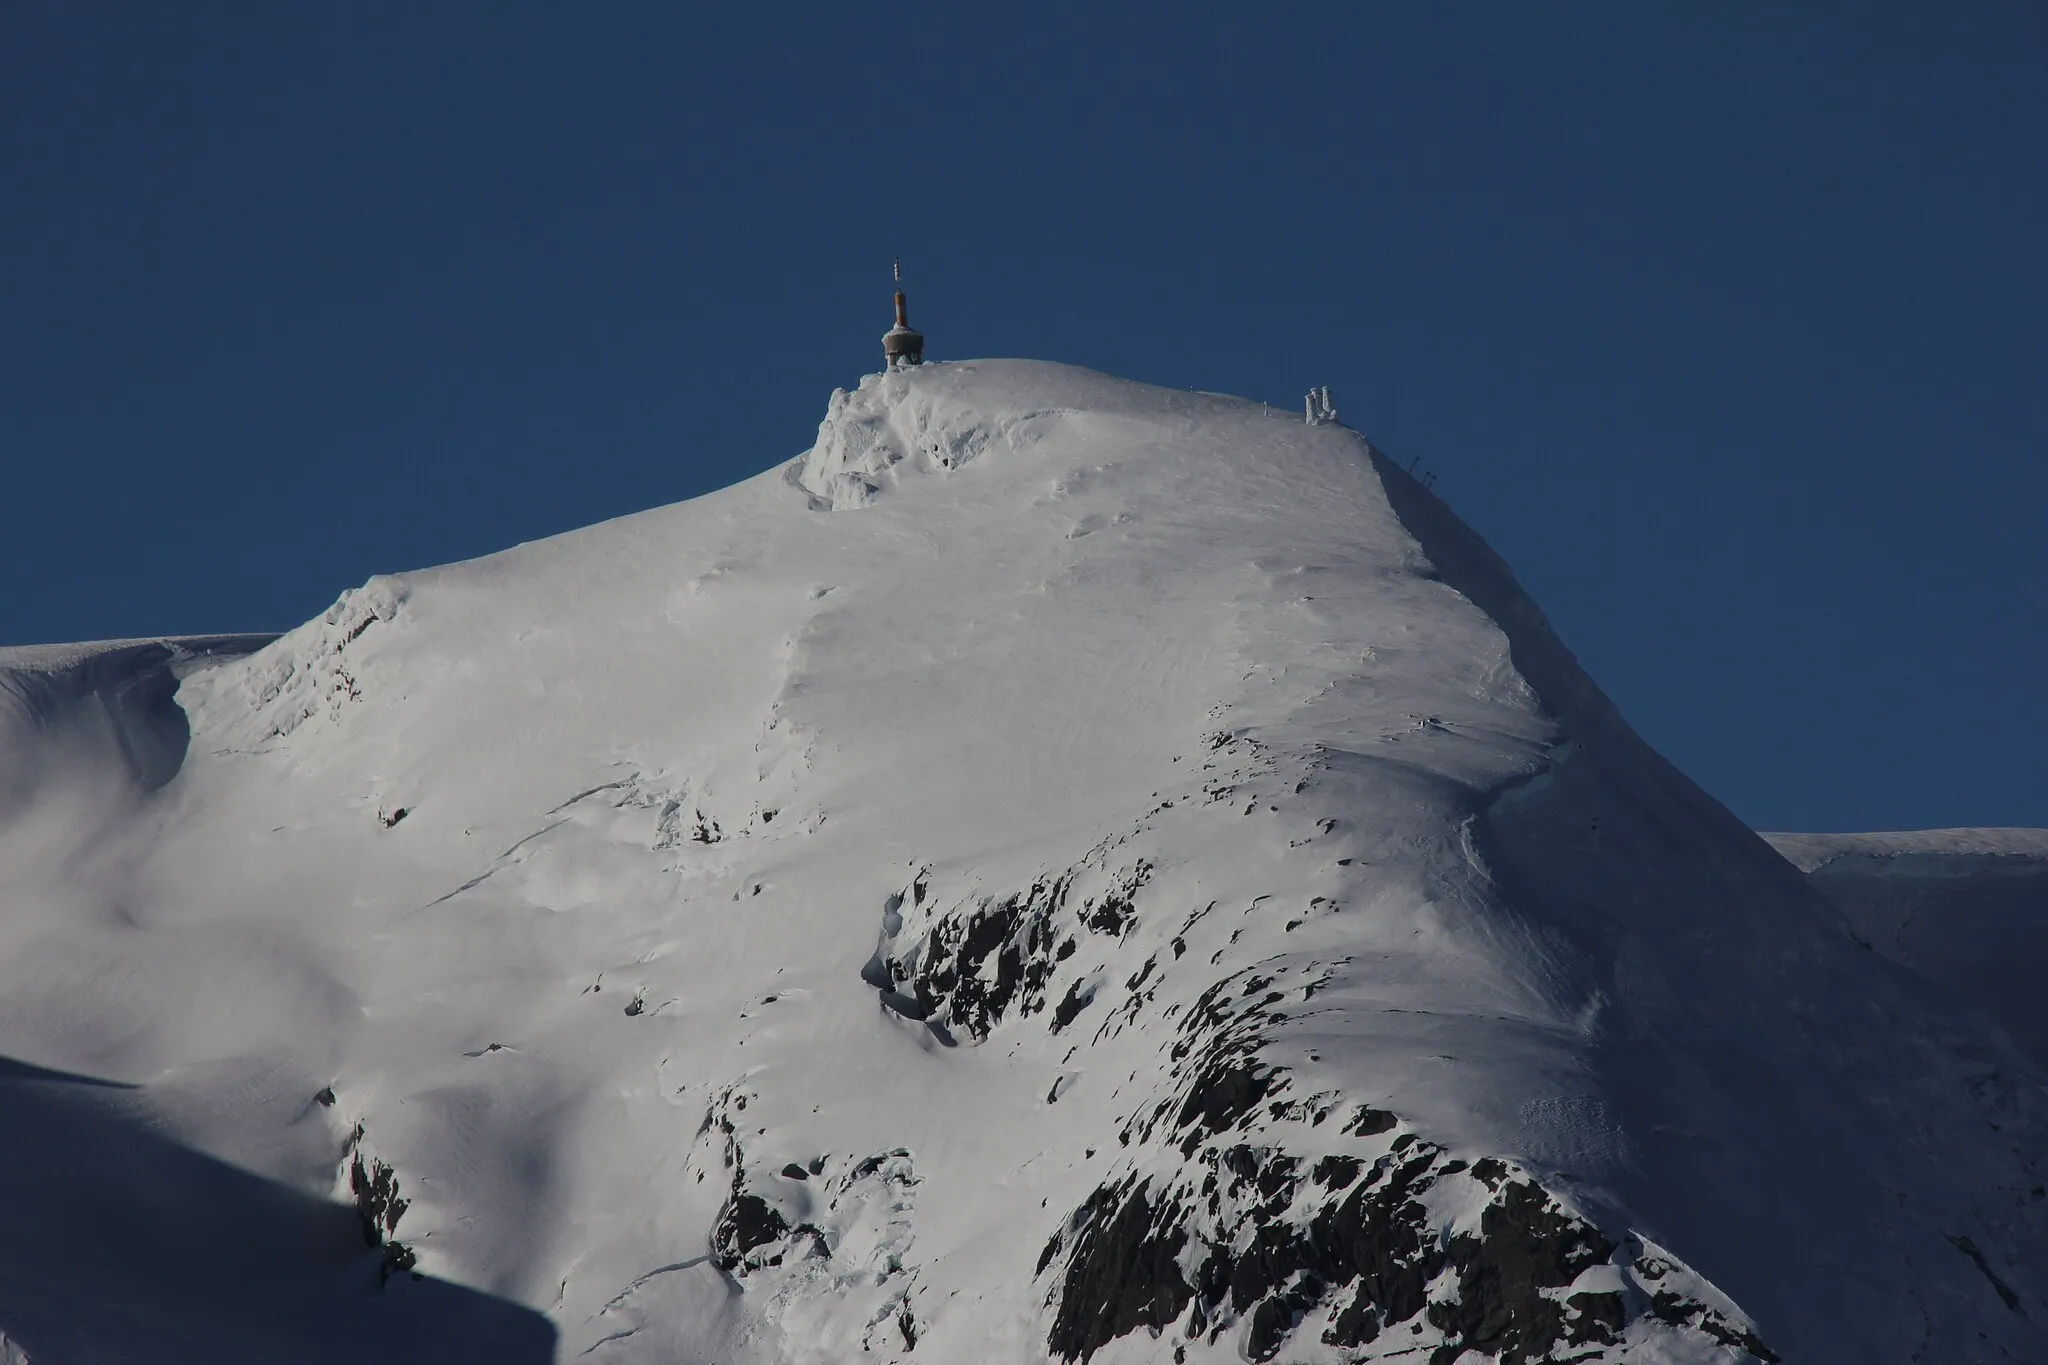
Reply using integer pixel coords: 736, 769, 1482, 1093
1, 361, 2041, 1363
1767, 829, 2048, 1070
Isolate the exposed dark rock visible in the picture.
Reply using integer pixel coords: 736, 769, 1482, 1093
898, 1304, 918, 1350
849, 1147, 912, 1182
1047, 1180, 1193, 1361
874, 875, 1074, 1040
1324, 1280, 1381, 1346
346, 1130, 418, 1286
1227, 1220, 1311, 1312
348, 1148, 408, 1246
780, 1163, 809, 1181
1345, 1105, 1397, 1136
865, 859, 1170, 1043
1052, 979, 1096, 1032
1246, 1272, 1321, 1361
712, 1193, 791, 1271
1426, 1179, 1614, 1361
1037, 1230, 1062, 1275
1045, 1128, 1768, 1365
1565, 1290, 1625, 1345
1303, 1143, 1443, 1332
1174, 1057, 1281, 1154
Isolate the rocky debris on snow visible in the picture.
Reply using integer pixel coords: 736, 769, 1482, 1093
864, 857, 1160, 1044
694, 1075, 926, 1353
346, 1125, 418, 1285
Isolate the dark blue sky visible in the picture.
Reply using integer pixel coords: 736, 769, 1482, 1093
4, 4, 2043, 833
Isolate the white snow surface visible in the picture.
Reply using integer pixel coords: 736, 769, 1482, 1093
1768, 827, 2048, 873
1767, 828, 2048, 1072
0, 361, 2042, 1363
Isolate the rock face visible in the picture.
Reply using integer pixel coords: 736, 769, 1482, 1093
0, 361, 2042, 1363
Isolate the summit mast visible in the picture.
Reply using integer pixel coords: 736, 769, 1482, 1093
882, 258, 925, 369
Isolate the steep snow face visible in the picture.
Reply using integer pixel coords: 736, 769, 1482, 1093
0, 635, 272, 803
1, 361, 2042, 1364
1767, 830, 2048, 1068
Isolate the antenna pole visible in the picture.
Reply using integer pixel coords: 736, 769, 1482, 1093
882, 256, 925, 368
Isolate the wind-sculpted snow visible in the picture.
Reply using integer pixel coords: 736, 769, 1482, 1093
210, 575, 408, 742
794, 367, 1065, 510
0, 634, 271, 805
0, 360, 2041, 1362
1766, 828, 2048, 1067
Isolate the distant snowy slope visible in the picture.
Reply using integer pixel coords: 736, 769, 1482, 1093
1767, 829, 2048, 1066
0, 361, 2041, 1364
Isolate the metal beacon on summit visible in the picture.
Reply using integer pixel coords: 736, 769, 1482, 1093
882, 258, 925, 370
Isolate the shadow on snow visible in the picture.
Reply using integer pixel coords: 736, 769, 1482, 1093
0, 1054, 557, 1364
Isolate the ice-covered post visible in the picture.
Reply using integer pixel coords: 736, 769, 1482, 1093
1305, 386, 1339, 426
882, 258, 926, 370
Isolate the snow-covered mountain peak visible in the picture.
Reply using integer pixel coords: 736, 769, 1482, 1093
0, 361, 2041, 1363
795, 360, 1231, 510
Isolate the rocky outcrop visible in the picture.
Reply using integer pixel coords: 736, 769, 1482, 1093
1045, 1131, 1773, 1364
345, 1125, 419, 1285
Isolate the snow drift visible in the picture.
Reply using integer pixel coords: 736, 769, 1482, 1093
0, 361, 2041, 1363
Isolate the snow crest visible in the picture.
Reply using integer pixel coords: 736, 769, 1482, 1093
793, 366, 1062, 510
187, 574, 410, 744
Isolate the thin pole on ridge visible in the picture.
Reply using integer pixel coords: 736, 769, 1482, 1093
883, 256, 925, 369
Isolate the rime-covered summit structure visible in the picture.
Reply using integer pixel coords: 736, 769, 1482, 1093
0, 361, 2041, 1363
